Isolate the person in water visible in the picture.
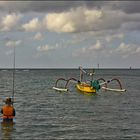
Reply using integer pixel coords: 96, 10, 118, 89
1, 97, 15, 122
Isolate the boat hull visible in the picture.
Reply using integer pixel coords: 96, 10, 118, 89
76, 83, 96, 93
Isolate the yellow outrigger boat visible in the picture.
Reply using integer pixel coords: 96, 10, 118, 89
75, 66, 100, 94
53, 66, 126, 94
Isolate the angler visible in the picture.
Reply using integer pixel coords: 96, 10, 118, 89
1, 97, 16, 122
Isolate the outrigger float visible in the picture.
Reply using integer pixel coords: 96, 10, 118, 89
53, 66, 126, 94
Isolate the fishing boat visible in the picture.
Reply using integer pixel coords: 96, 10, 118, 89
53, 66, 126, 94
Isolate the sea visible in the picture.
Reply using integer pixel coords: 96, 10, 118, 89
0, 68, 140, 140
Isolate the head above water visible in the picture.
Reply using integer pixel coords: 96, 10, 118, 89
5, 97, 12, 104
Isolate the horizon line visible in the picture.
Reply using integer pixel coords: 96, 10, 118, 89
0, 67, 139, 70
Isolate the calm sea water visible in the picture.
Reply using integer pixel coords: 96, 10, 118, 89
0, 69, 140, 139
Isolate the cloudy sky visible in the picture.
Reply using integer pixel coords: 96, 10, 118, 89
0, 1, 140, 68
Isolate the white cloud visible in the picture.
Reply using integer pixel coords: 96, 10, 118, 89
0, 13, 21, 31
5, 40, 22, 56
9, 5, 140, 34
5, 40, 22, 47
105, 33, 124, 42
44, 7, 103, 33
36, 43, 61, 54
0, 2, 140, 34
33, 32, 43, 40
43, 13, 75, 33
73, 40, 140, 60
115, 42, 140, 58
89, 40, 103, 50
73, 40, 104, 57
37, 45, 50, 52
116, 43, 131, 53
22, 18, 41, 32
5, 50, 13, 55
136, 47, 140, 53
43, 6, 140, 33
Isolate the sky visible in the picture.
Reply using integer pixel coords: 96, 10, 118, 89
0, 1, 140, 69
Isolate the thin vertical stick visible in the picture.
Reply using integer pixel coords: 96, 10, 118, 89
12, 46, 15, 103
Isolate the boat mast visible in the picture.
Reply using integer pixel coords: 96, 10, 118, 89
79, 66, 87, 82
79, 66, 82, 82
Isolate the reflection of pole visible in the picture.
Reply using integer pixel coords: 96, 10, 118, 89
12, 46, 15, 103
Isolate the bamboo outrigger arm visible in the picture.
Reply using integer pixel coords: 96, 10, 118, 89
101, 78, 126, 92
53, 78, 68, 91
53, 77, 78, 92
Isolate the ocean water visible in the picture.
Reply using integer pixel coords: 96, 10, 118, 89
0, 69, 140, 139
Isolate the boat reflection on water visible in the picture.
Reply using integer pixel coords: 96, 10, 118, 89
0, 119, 16, 140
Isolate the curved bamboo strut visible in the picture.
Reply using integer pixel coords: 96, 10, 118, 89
55, 78, 68, 88
101, 78, 126, 92
65, 77, 78, 88
110, 78, 123, 89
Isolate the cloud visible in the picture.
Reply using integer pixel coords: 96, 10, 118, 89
2, 2, 139, 33
44, 7, 103, 33
105, 33, 124, 42
107, 1, 140, 14
22, 18, 41, 32
37, 44, 50, 52
43, 13, 75, 33
0, 1, 85, 13
5, 40, 22, 47
1, 1, 140, 14
73, 40, 104, 57
0, 13, 21, 31
89, 40, 103, 50
36, 43, 63, 54
33, 32, 43, 40
35, 45, 57, 59
115, 42, 140, 58
73, 40, 140, 60
136, 47, 140, 53
43, 6, 140, 33
5, 50, 13, 56
5, 40, 22, 56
